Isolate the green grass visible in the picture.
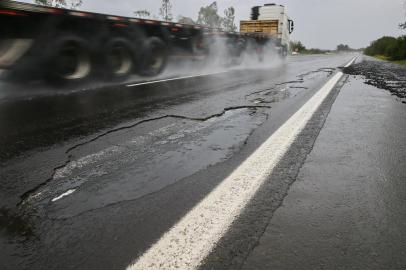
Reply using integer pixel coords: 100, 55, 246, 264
371, 55, 406, 66
393, 59, 406, 66
374, 55, 390, 61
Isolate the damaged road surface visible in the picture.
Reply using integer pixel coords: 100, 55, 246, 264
0, 54, 389, 270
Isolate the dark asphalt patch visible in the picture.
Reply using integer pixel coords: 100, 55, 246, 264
20, 106, 270, 216
343, 57, 406, 103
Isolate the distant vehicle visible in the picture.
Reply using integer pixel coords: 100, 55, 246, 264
240, 3, 294, 57
0, 1, 292, 85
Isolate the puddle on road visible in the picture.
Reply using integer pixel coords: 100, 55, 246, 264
25, 108, 268, 218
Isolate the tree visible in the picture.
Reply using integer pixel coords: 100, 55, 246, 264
134, 10, 151, 19
364, 36, 397, 56
177, 16, 195, 25
307, 48, 324, 54
365, 36, 406, 60
159, 0, 173, 21
35, 0, 82, 9
290, 41, 306, 52
336, 44, 351, 51
400, 0, 406, 29
197, 2, 222, 28
222, 7, 237, 31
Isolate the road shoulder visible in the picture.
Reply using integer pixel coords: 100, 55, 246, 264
242, 69, 406, 269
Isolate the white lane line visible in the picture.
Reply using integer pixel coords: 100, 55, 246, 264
51, 189, 76, 202
126, 58, 356, 270
126, 71, 229, 87
344, 56, 357, 67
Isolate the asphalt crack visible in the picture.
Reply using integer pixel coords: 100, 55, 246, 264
17, 105, 271, 207
245, 67, 335, 98
297, 68, 335, 80
289, 86, 309, 89
275, 80, 304, 86
18, 157, 73, 207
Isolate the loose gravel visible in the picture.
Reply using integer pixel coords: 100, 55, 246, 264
343, 57, 406, 103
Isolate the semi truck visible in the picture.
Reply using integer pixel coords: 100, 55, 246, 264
0, 1, 294, 85
241, 4, 294, 56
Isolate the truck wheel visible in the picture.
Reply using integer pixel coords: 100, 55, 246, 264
256, 45, 265, 62
230, 44, 245, 66
231, 53, 243, 66
44, 35, 92, 85
102, 38, 135, 80
281, 46, 288, 58
139, 37, 167, 77
191, 36, 209, 61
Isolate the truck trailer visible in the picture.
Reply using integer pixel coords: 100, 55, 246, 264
0, 1, 293, 85
241, 4, 294, 56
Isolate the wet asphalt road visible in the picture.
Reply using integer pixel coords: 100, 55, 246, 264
242, 65, 406, 270
0, 54, 404, 270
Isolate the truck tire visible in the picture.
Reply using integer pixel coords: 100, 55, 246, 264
43, 34, 92, 85
230, 41, 245, 66
101, 37, 136, 80
138, 37, 167, 77
281, 45, 288, 58
191, 36, 209, 61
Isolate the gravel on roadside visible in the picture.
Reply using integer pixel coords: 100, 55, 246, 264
343, 57, 406, 103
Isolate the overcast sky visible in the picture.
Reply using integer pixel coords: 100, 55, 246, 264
19, 0, 406, 49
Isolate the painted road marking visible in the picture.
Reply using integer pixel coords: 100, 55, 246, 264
344, 56, 357, 67
126, 71, 230, 87
126, 57, 356, 270
51, 189, 76, 202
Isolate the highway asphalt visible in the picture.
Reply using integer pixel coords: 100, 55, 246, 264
0, 54, 405, 270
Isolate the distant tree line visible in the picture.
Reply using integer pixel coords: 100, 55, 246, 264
336, 44, 352, 51
364, 36, 406, 60
290, 41, 357, 54
35, 0, 82, 9
135, 1, 237, 31
35, 0, 237, 31
290, 41, 330, 54
290, 41, 306, 53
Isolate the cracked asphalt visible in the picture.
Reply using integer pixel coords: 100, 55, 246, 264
1, 53, 404, 270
